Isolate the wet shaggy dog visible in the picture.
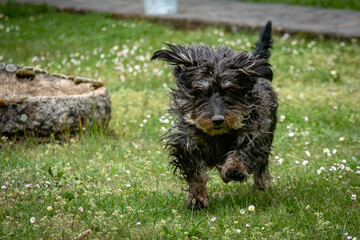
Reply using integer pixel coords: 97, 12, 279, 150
151, 21, 277, 209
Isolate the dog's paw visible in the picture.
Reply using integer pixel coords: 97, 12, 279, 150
186, 193, 209, 210
226, 168, 246, 181
221, 167, 249, 183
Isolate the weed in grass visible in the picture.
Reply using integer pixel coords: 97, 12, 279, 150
0, 2, 359, 239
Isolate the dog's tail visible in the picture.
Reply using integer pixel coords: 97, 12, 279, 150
252, 20, 273, 60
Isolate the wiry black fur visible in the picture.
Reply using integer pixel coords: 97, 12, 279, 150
151, 21, 277, 209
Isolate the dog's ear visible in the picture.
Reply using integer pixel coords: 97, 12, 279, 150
151, 43, 195, 66
252, 20, 273, 60
232, 53, 273, 81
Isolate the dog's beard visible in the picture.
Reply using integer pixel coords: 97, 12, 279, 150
185, 110, 248, 136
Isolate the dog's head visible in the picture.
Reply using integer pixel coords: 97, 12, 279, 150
152, 21, 273, 136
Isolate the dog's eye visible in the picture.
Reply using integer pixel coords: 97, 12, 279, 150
191, 87, 208, 96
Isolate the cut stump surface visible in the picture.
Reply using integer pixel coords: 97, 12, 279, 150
0, 63, 111, 135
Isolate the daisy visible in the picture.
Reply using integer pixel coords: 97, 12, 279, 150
20, 191, 24, 196
234, 221, 238, 224
305, 151, 310, 157
317, 169, 322, 174
106, 163, 110, 168
248, 205, 255, 211
47, 206, 52, 211
339, 137, 345, 141
240, 209, 245, 214
30, 217, 35, 223
78, 207, 84, 212
236, 229, 241, 233
351, 194, 356, 200
211, 217, 216, 222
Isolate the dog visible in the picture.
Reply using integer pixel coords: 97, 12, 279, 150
151, 21, 277, 209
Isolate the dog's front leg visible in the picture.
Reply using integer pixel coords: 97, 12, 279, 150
185, 163, 209, 209
219, 151, 249, 183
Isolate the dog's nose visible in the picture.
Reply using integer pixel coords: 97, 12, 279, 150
211, 115, 224, 126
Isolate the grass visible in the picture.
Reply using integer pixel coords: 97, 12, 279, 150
0, 2, 359, 239
236, 0, 360, 11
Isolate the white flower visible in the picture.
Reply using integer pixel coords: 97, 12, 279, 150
317, 169, 322, 174
30, 217, 35, 223
280, 115, 285, 121
47, 206, 52, 211
302, 160, 308, 165
305, 151, 310, 157
351, 194, 356, 200
78, 207, 84, 212
236, 229, 241, 233
339, 137, 345, 141
288, 132, 294, 137
248, 205, 255, 211
304, 116, 309, 121
1, 185, 6, 190
240, 209, 245, 214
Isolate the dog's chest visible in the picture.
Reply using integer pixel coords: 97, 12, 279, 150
199, 134, 243, 167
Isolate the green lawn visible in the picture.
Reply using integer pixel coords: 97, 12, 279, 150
237, 0, 360, 11
0, 3, 359, 239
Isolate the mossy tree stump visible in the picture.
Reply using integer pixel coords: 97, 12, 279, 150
0, 63, 111, 136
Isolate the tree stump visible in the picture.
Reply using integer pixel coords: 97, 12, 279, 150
0, 63, 111, 136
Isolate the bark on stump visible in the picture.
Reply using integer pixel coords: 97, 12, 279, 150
0, 63, 111, 136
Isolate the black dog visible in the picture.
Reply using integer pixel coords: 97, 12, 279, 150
151, 21, 277, 209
